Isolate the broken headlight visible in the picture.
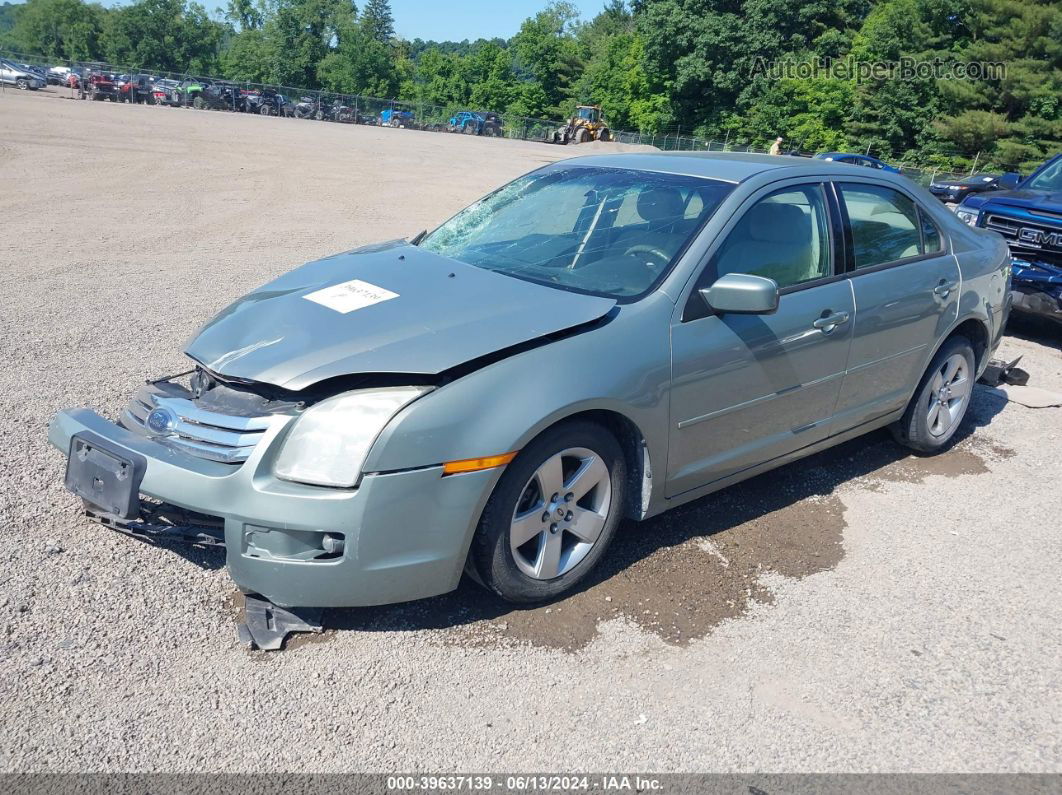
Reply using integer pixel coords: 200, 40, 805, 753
274, 387, 430, 488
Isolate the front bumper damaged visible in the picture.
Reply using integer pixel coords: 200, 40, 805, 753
1010, 257, 1062, 324
49, 407, 497, 627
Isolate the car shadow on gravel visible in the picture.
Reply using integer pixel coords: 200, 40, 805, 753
315, 387, 1009, 652
1005, 316, 1062, 350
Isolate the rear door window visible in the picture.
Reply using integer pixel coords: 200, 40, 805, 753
838, 183, 922, 268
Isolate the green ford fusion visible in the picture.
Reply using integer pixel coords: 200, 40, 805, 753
50, 153, 1011, 612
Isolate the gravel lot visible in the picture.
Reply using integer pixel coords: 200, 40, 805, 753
1, 88, 1060, 773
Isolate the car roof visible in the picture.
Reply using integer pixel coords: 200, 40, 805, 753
558, 151, 901, 184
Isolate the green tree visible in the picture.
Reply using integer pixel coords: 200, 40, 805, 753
361, 0, 393, 43
3, 0, 107, 60
511, 1, 583, 115
100, 0, 224, 72
317, 14, 398, 96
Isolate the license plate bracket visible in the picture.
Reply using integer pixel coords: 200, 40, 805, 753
65, 432, 147, 519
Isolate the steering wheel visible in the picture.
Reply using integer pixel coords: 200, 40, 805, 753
622, 244, 671, 270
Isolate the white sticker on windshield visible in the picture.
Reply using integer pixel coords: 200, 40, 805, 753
303, 279, 399, 314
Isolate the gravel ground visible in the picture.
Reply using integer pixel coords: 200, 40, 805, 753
1, 88, 1061, 773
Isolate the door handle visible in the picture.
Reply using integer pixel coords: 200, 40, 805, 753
933, 281, 958, 297
813, 311, 850, 334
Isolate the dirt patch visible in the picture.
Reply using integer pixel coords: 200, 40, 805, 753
458, 493, 846, 651
864, 435, 1014, 487
318, 490, 846, 654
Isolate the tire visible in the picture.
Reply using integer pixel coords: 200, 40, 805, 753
890, 335, 976, 454
598, 128, 611, 142
469, 421, 627, 603
577, 127, 592, 144
192, 95, 205, 110
16, 78, 28, 90
259, 104, 271, 116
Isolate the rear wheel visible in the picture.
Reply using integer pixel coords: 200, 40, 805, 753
890, 335, 976, 453
577, 127, 592, 144
470, 421, 626, 603
259, 104, 271, 116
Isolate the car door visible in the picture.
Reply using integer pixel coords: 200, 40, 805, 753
829, 180, 960, 431
667, 181, 855, 498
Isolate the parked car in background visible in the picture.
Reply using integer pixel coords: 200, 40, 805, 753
47, 65, 72, 85
150, 78, 179, 105
117, 74, 155, 104
448, 110, 504, 136
380, 108, 414, 127
49, 153, 1010, 616
0, 58, 45, 90
929, 174, 1013, 204
449, 110, 483, 133
479, 111, 504, 137
244, 89, 288, 116
80, 71, 119, 101
18, 62, 49, 84
956, 153, 1062, 324
814, 152, 901, 173
156, 78, 208, 107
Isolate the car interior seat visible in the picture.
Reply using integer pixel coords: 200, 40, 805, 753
714, 202, 817, 286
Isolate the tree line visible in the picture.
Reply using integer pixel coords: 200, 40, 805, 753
1, 0, 1059, 171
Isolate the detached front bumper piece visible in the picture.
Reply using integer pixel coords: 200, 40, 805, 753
49, 407, 497, 610
83, 499, 225, 548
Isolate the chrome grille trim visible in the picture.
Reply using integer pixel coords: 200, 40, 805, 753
120, 385, 274, 465
984, 214, 1020, 239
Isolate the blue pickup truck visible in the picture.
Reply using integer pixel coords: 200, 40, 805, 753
955, 153, 1062, 324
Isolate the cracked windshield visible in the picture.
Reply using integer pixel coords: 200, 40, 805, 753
421, 166, 734, 298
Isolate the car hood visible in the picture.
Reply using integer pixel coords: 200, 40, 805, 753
964, 188, 1062, 212
185, 241, 616, 391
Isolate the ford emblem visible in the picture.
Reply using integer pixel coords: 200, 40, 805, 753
146, 407, 177, 435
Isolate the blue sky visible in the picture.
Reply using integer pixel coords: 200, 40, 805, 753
389, 0, 608, 41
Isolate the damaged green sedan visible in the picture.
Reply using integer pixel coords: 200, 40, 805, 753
50, 153, 1011, 614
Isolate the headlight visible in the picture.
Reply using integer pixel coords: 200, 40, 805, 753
274, 386, 430, 487
954, 207, 978, 226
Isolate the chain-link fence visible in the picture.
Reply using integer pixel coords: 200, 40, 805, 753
1, 48, 1023, 189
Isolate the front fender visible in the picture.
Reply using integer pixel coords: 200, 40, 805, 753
363, 295, 674, 501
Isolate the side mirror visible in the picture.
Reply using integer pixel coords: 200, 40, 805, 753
999, 172, 1021, 190
699, 273, 779, 315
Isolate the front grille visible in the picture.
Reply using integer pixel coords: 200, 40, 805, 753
984, 213, 1022, 240
120, 385, 272, 464
986, 213, 1061, 248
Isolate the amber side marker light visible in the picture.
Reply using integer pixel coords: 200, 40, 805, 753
442, 452, 518, 475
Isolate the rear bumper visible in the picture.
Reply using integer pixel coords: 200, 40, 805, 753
49, 408, 496, 607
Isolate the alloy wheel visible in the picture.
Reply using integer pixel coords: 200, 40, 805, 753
927, 353, 971, 437
509, 447, 612, 580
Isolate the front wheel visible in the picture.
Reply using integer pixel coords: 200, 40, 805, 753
890, 335, 976, 453
259, 104, 271, 116
16, 78, 28, 90
469, 421, 626, 603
